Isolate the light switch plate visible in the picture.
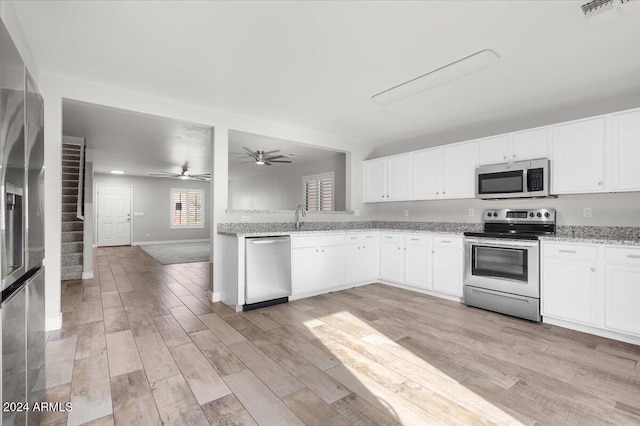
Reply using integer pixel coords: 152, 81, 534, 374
241, 216, 250, 222
583, 208, 592, 218
469, 208, 474, 217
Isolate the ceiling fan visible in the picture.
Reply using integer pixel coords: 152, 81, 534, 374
239, 147, 293, 166
150, 165, 210, 181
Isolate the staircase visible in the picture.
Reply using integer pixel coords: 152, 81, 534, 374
61, 143, 84, 280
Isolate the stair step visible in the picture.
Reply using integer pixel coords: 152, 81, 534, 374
62, 167, 80, 173
62, 222, 83, 232
61, 265, 83, 281
62, 253, 83, 267
62, 180, 79, 188
62, 212, 82, 221
62, 231, 84, 243
62, 203, 77, 213
62, 242, 84, 254
62, 172, 78, 179
62, 187, 78, 196
62, 155, 80, 161
62, 144, 81, 150
62, 195, 78, 204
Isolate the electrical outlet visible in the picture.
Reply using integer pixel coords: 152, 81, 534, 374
404, 209, 409, 217
583, 208, 592, 218
469, 208, 474, 217
241, 215, 250, 222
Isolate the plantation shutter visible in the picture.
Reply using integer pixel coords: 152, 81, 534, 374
171, 189, 205, 228
303, 172, 334, 212
172, 191, 187, 226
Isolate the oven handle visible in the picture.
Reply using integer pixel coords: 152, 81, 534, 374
464, 238, 539, 248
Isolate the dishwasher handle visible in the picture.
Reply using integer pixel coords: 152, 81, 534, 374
247, 237, 290, 245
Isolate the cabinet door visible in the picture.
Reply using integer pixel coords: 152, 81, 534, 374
432, 248, 463, 296
380, 242, 403, 283
413, 148, 441, 199
609, 110, 640, 191
511, 127, 548, 162
477, 135, 510, 166
344, 243, 360, 284
441, 141, 477, 199
360, 241, 380, 282
404, 244, 430, 289
291, 247, 318, 295
317, 244, 344, 290
551, 117, 605, 194
605, 264, 640, 336
364, 158, 387, 202
542, 259, 599, 325
386, 154, 412, 201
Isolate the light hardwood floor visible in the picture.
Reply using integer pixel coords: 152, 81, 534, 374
43, 246, 640, 425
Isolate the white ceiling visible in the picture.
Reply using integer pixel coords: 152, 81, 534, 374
14, 1, 640, 146
62, 100, 212, 177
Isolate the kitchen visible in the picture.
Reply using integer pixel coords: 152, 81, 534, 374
2, 0, 640, 425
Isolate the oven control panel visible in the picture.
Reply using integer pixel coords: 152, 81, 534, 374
483, 208, 555, 223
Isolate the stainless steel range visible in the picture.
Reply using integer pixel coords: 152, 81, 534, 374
463, 208, 556, 322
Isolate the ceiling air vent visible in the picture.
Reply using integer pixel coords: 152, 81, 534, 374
581, 0, 640, 23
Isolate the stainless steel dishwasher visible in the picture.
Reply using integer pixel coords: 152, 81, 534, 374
244, 236, 291, 310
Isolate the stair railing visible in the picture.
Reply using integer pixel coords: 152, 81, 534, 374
76, 140, 86, 220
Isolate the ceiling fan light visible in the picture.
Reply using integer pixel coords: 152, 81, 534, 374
110, 170, 124, 174
179, 175, 189, 180
256, 160, 265, 165
371, 49, 500, 105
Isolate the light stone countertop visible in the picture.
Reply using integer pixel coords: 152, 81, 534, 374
539, 226, 640, 247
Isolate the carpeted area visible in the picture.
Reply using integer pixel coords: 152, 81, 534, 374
139, 242, 210, 265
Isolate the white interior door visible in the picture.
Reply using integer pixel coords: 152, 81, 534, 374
97, 184, 132, 246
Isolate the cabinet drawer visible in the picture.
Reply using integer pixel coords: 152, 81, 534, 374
543, 243, 598, 260
291, 234, 343, 248
344, 232, 378, 243
606, 247, 640, 266
404, 234, 431, 246
380, 233, 403, 243
433, 236, 463, 249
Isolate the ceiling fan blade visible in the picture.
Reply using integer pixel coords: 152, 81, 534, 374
150, 173, 178, 176
263, 150, 280, 155
265, 162, 272, 166
242, 147, 259, 160
265, 155, 285, 160
269, 160, 293, 163
239, 160, 256, 164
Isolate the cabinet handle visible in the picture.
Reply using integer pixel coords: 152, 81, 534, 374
385, 236, 393, 239
316, 249, 319, 252
503, 156, 507, 160
350, 237, 357, 240
397, 247, 401, 250
512, 154, 516, 158
410, 238, 419, 241
358, 246, 361, 250
598, 181, 603, 186
366, 236, 373, 239
436, 192, 439, 195
440, 240, 451, 243
627, 255, 640, 259
558, 250, 577, 254
590, 267, 596, 272
403, 248, 406, 251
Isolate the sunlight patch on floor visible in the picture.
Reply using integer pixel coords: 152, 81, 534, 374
307, 310, 524, 425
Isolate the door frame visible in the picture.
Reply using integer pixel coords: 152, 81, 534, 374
95, 183, 134, 247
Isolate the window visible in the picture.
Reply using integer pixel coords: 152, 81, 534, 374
303, 172, 334, 211
171, 188, 204, 229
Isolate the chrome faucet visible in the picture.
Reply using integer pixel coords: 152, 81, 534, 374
295, 204, 306, 230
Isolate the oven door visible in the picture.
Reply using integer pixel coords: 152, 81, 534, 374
476, 164, 528, 199
464, 238, 539, 298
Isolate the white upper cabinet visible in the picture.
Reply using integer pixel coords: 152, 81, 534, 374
511, 127, 548, 162
364, 158, 386, 202
478, 129, 548, 166
551, 117, 606, 194
387, 154, 412, 201
363, 154, 411, 202
441, 141, 477, 199
412, 148, 441, 199
609, 110, 640, 191
477, 134, 510, 165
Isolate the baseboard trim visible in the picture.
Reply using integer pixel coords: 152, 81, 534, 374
82, 271, 94, 280
210, 291, 221, 302
377, 280, 464, 303
132, 239, 210, 246
46, 313, 63, 331
543, 316, 640, 346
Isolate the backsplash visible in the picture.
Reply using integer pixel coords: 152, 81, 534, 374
374, 192, 640, 227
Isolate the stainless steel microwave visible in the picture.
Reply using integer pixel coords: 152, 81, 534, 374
476, 158, 550, 199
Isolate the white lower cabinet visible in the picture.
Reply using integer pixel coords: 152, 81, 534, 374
404, 235, 431, 289
291, 234, 344, 296
344, 233, 379, 285
542, 242, 640, 342
431, 236, 464, 297
380, 234, 404, 283
542, 257, 599, 326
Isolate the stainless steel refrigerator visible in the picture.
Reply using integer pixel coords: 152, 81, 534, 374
0, 18, 46, 426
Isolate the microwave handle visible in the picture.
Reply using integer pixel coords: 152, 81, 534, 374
524, 167, 530, 193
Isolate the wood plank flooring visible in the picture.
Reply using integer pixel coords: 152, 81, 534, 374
43, 246, 640, 425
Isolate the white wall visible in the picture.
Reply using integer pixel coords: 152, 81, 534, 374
374, 192, 640, 227
82, 161, 94, 277
94, 173, 210, 244
229, 154, 346, 211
